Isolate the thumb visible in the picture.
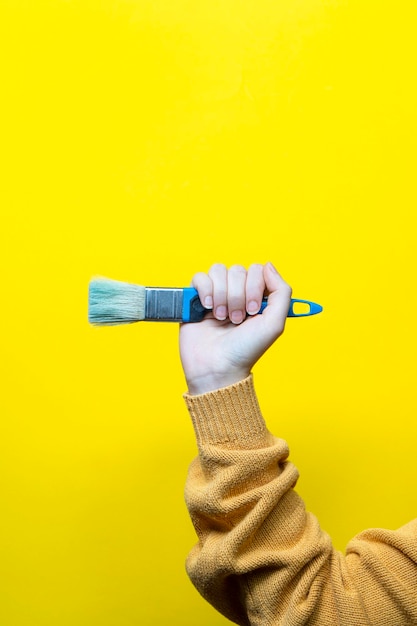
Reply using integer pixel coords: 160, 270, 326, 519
261, 262, 292, 338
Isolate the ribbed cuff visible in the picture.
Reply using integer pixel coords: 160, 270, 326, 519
183, 375, 269, 448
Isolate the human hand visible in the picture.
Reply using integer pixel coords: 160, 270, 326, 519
179, 263, 292, 395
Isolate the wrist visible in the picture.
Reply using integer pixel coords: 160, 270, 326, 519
186, 369, 250, 395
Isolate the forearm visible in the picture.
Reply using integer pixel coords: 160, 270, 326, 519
184, 377, 338, 624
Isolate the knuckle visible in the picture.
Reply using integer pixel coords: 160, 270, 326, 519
277, 322, 285, 337
193, 271, 206, 282
192, 271, 209, 289
229, 264, 246, 274
209, 263, 226, 274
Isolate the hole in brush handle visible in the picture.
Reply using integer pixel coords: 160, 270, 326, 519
288, 299, 323, 317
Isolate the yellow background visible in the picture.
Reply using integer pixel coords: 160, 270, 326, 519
1, 1, 416, 624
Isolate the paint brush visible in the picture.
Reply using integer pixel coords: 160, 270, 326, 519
88, 277, 323, 326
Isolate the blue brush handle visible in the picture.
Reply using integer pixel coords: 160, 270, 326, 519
182, 288, 322, 322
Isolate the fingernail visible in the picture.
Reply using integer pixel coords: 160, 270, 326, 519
268, 262, 279, 275
215, 306, 227, 320
204, 296, 213, 309
231, 310, 244, 324
247, 300, 259, 314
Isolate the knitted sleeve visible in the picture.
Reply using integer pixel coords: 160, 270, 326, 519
183, 376, 417, 626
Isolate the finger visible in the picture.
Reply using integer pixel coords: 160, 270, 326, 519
191, 272, 214, 309
245, 263, 265, 315
208, 263, 228, 320
227, 265, 247, 324
262, 262, 292, 334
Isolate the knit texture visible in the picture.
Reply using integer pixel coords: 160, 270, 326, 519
184, 376, 417, 625
184, 375, 269, 449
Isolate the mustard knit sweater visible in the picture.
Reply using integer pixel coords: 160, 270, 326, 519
184, 375, 417, 626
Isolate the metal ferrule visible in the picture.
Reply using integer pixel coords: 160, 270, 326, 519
145, 288, 184, 321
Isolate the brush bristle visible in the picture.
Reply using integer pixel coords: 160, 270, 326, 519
88, 278, 146, 326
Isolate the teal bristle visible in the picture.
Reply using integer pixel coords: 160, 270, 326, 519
88, 278, 146, 326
